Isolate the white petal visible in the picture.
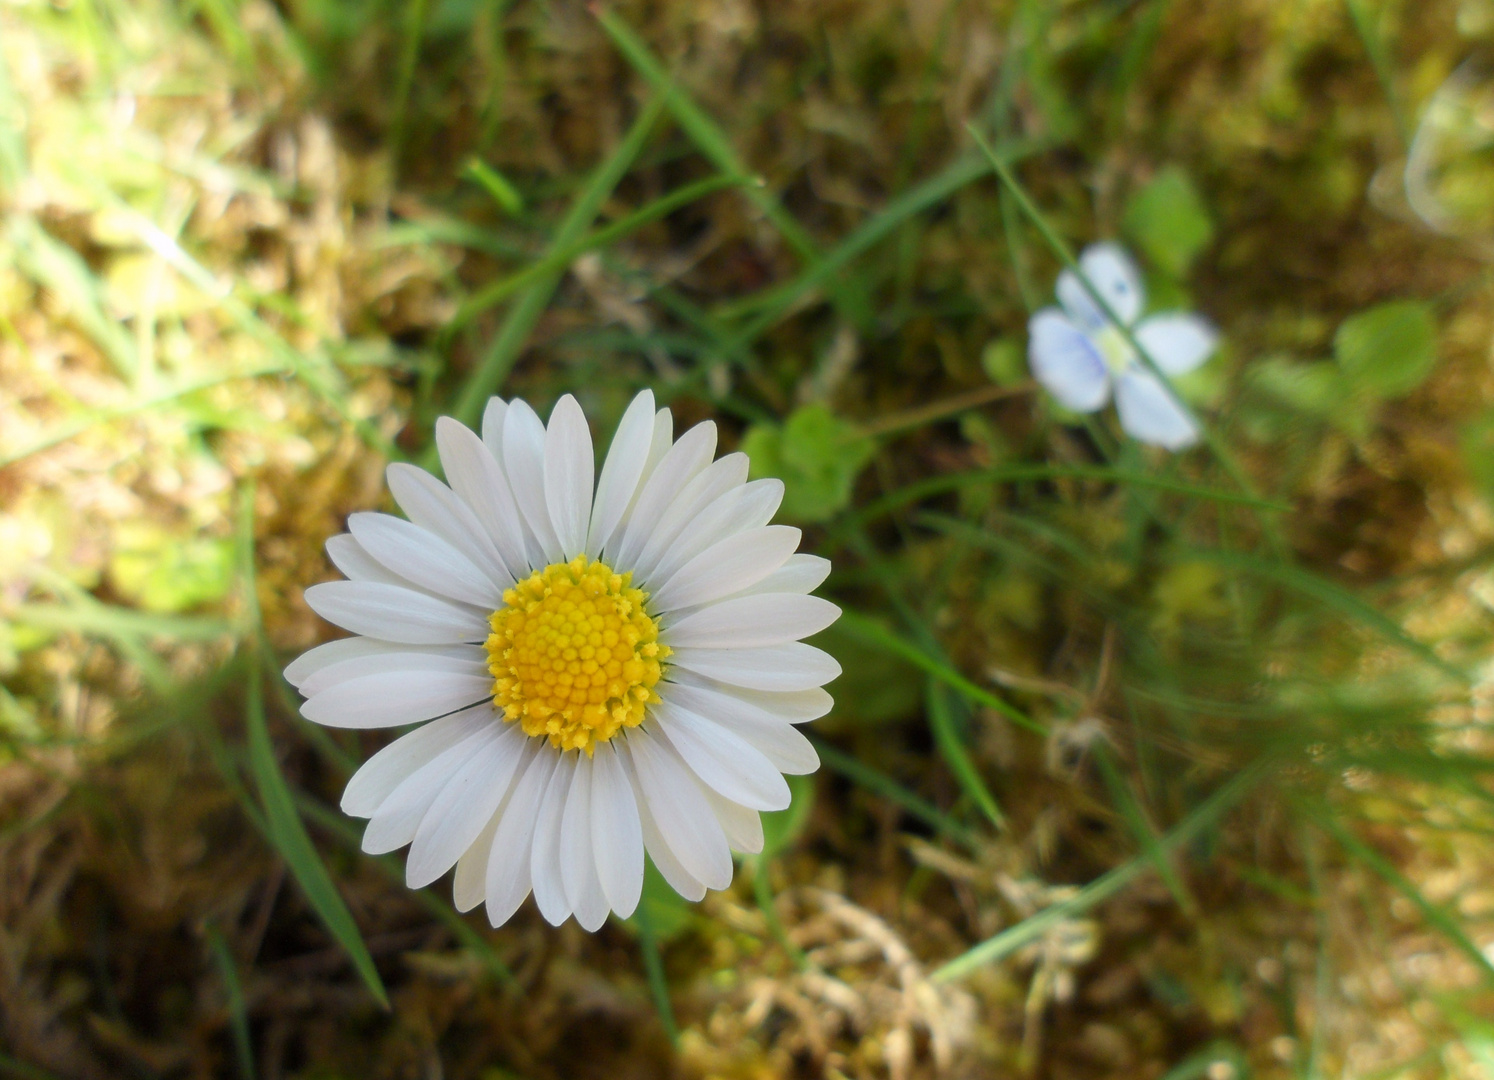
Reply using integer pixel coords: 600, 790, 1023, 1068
702, 787, 764, 855
1057, 242, 1144, 329
646, 479, 784, 589
286, 636, 431, 689
503, 399, 565, 564
651, 525, 801, 612
587, 390, 656, 558
559, 753, 610, 931
659, 680, 820, 773
664, 594, 840, 650
623, 729, 733, 890
630, 453, 749, 583
529, 752, 576, 925
304, 581, 489, 644
407, 723, 528, 888
1134, 313, 1220, 376
480, 397, 508, 461
619, 743, 706, 902
326, 534, 414, 588
301, 662, 492, 729
1114, 367, 1200, 450
652, 704, 790, 811
340, 705, 494, 817
609, 420, 716, 570
386, 463, 510, 587
669, 643, 841, 692
672, 675, 836, 725
452, 802, 504, 913
362, 722, 498, 854
590, 742, 644, 918
348, 513, 502, 608
435, 417, 528, 582
1029, 309, 1110, 413
299, 644, 483, 696
544, 395, 595, 560
484, 747, 557, 927
727, 553, 831, 599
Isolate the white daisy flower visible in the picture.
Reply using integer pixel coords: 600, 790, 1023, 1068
283, 391, 840, 931
1028, 242, 1219, 450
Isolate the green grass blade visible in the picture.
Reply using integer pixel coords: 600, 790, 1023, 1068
295, 795, 517, 990
1343, 0, 1409, 145
235, 485, 389, 1008
752, 858, 808, 970
1308, 804, 1494, 986
835, 610, 1045, 735
932, 763, 1266, 982
632, 892, 680, 1048
389, 0, 432, 163
593, 7, 872, 329
809, 736, 983, 850
926, 680, 1006, 830
206, 925, 256, 1080
447, 91, 669, 430
1092, 742, 1196, 915
446, 173, 747, 336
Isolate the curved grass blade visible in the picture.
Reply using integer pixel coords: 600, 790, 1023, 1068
809, 736, 983, 851
206, 925, 256, 1080
926, 680, 1006, 830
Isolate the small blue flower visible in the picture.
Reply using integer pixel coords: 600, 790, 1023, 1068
1028, 243, 1219, 450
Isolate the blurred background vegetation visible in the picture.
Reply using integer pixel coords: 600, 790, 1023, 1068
4, 0, 1494, 1077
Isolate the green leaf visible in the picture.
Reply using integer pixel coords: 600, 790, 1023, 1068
980, 337, 1026, 386
1121, 167, 1215, 278
741, 404, 874, 523
1333, 299, 1438, 399
109, 525, 235, 614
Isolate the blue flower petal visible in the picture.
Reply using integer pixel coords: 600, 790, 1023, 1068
1114, 367, 1199, 450
1135, 313, 1219, 376
1028, 308, 1111, 413
1056, 243, 1145, 331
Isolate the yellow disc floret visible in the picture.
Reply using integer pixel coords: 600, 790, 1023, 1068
486, 555, 669, 753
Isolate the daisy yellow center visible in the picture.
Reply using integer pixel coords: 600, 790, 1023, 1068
486, 555, 669, 754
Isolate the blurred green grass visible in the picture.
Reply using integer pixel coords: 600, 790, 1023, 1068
3, 0, 1494, 1078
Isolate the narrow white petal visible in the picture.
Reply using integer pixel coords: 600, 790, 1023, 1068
349, 512, 502, 608
1029, 308, 1111, 413
590, 742, 644, 918
326, 533, 415, 588
559, 753, 610, 931
653, 703, 790, 811
302, 663, 492, 729
651, 525, 801, 612
664, 594, 840, 650
663, 676, 833, 726
587, 390, 656, 557
1115, 367, 1200, 450
1134, 313, 1220, 376
503, 399, 565, 564
660, 681, 821, 773
624, 729, 733, 890
362, 723, 498, 854
340, 705, 494, 817
480, 397, 509, 461
435, 417, 528, 581
452, 802, 504, 913
619, 742, 706, 901
544, 395, 595, 560
386, 463, 510, 586
609, 420, 716, 569
305, 581, 488, 644
726, 553, 831, 599
529, 752, 576, 925
1057, 242, 1144, 329
286, 636, 432, 690
630, 453, 749, 583
669, 643, 841, 692
299, 645, 483, 696
407, 723, 528, 888
646, 479, 784, 588
484, 747, 557, 927
702, 787, 764, 855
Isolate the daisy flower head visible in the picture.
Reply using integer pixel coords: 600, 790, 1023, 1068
1028, 243, 1220, 450
284, 391, 840, 930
